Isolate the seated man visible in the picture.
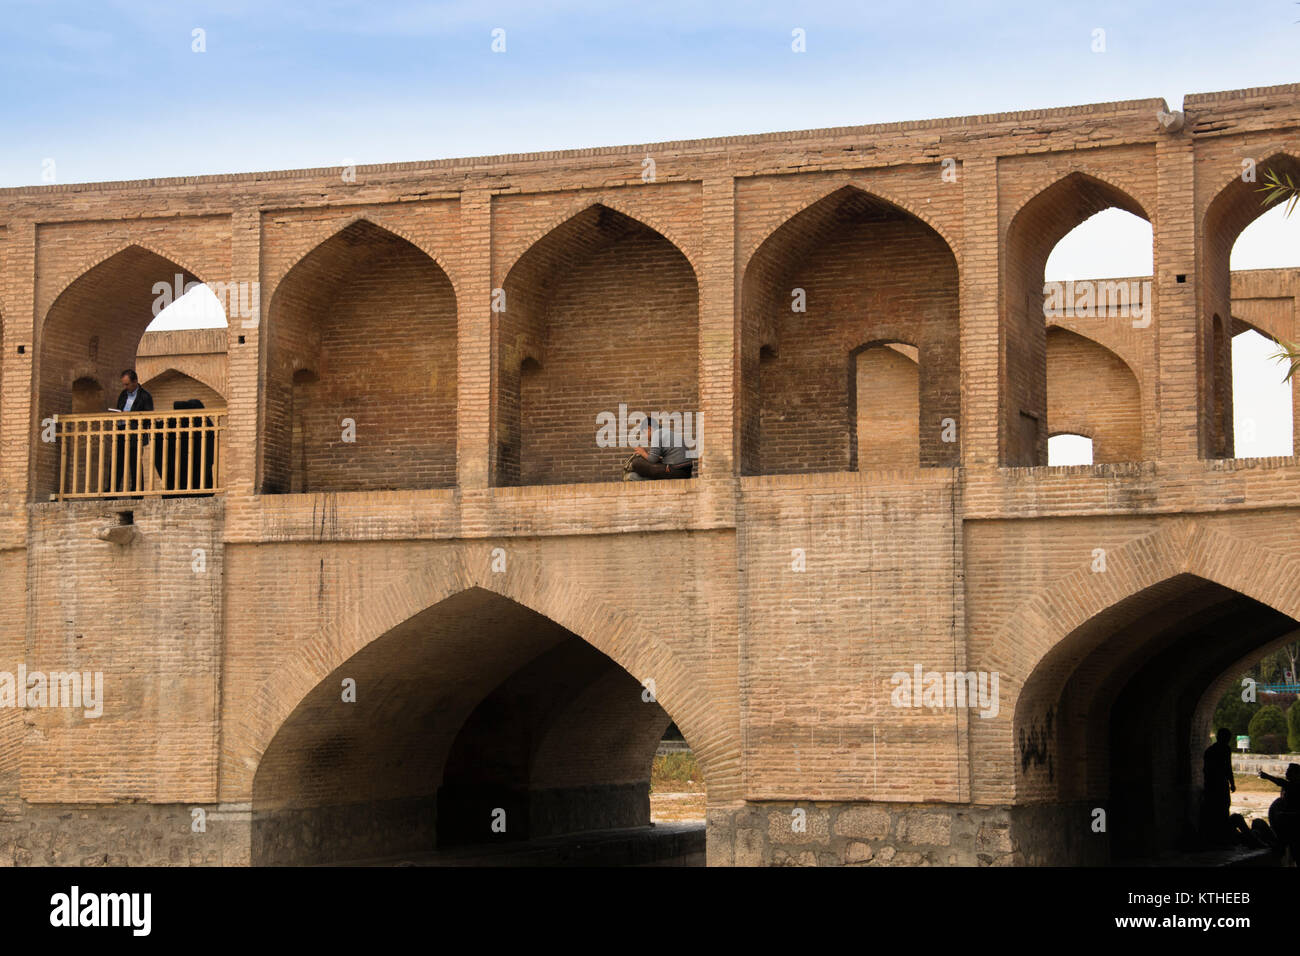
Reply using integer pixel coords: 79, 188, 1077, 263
1261, 764, 1300, 862
629, 416, 694, 480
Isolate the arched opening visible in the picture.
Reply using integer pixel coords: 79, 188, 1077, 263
1015, 573, 1298, 863
37, 245, 228, 499
140, 369, 224, 411
1204, 153, 1300, 458
494, 204, 699, 486
252, 587, 705, 866
1044, 207, 1153, 283
1005, 173, 1151, 465
262, 219, 458, 493
740, 185, 960, 475
1044, 327, 1142, 463
851, 342, 920, 469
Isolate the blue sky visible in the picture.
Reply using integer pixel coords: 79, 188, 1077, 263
2, 0, 1299, 186
3, 0, 1296, 457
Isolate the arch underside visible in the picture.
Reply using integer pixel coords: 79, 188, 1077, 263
142, 368, 225, 411
251, 587, 682, 865
1016, 573, 1298, 860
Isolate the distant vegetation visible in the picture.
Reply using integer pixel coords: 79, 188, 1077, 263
1211, 641, 1299, 752
651, 752, 704, 792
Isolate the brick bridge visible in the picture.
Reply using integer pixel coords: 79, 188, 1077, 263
1, 82, 1299, 866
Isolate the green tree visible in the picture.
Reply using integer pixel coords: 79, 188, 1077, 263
1248, 704, 1289, 753
1288, 701, 1300, 753
1213, 684, 1258, 737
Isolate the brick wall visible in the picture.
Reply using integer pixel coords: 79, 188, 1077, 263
742, 188, 960, 473
262, 219, 457, 493
0, 83, 1297, 866
1045, 327, 1142, 462
855, 345, 920, 468
495, 205, 698, 485
137, 328, 228, 409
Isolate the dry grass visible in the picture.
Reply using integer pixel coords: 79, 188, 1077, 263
650, 751, 706, 822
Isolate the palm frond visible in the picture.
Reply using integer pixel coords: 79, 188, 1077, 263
1269, 337, 1300, 383
1258, 168, 1300, 216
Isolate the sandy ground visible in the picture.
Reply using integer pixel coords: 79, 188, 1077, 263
650, 791, 706, 823
1233, 790, 1281, 819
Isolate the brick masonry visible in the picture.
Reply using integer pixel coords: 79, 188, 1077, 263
0, 83, 1298, 865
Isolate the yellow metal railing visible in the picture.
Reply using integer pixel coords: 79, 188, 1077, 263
55, 409, 227, 500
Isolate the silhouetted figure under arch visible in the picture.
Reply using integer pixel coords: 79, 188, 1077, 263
1261, 763, 1300, 864
1200, 727, 1236, 845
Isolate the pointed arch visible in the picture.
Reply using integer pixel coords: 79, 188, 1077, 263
243, 551, 736, 863
238, 550, 738, 802
494, 202, 699, 486
265, 212, 462, 303
740, 183, 960, 474
141, 367, 226, 409
261, 217, 458, 493
1202, 150, 1300, 458
43, 241, 209, 326
1002, 172, 1153, 466
1203, 149, 1300, 250
849, 339, 920, 471
1001, 519, 1300, 814
36, 243, 209, 498
1006, 168, 1152, 238
739, 178, 963, 275
497, 196, 700, 284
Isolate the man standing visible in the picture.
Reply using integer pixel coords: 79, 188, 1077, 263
629, 415, 694, 480
1201, 727, 1237, 843
113, 369, 154, 494
116, 369, 153, 415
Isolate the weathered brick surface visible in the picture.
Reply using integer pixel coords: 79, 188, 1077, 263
136, 329, 228, 406
0, 83, 1296, 865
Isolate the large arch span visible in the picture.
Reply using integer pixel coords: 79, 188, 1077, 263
245, 556, 738, 865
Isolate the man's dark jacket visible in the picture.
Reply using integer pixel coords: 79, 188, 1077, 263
115, 386, 154, 413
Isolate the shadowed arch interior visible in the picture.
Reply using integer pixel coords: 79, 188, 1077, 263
1004, 173, 1150, 466
494, 203, 699, 486
1014, 573, 1297, 861
261, 219, 457, 493
740, 185, 959, 475
37, 245, 203, 498
251, 587, 694, 865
